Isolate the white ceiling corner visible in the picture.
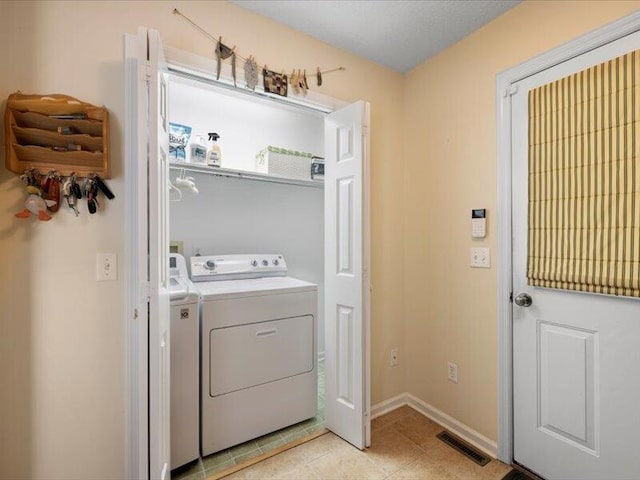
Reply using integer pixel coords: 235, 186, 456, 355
230, 0, 522, 73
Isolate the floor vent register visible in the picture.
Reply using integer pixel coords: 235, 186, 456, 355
436, 431, 491, 466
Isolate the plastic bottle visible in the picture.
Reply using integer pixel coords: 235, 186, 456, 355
189, 135, 207, 164
206, 133, 222, 167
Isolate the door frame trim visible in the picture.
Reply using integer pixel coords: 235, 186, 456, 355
124, 31, 149, 480
495, 10, 640, 464
124, 41, 371, 477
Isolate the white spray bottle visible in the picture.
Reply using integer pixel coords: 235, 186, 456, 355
206, 132, 222, 167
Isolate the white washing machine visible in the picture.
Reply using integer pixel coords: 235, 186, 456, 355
191, 254, 318, 456
168, 254, 200, 470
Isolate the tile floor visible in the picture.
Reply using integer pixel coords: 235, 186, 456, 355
220, 406, 511, 480
172, 360, 326, 480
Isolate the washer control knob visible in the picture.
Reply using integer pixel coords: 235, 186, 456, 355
262, 259, 269, 266
273, 259, 279, 266
204, 260, 216, 270
251, 260, 258, 267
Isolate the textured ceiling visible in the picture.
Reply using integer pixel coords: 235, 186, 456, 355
230, 0, 521, 72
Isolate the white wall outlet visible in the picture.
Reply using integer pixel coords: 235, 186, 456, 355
470, 247, 491, 268
97, 253, 117, 281
192, 245, 201, 257
447, 361, 458, 383
390, 348, 399, 366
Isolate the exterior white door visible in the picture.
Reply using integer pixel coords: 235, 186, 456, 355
511, 32, 640, 479
324, 101, 371, 449
138, 27, 171, 480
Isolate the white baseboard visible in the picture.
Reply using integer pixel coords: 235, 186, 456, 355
406, 393, 497, 458
370, 393, 408, 419
370, 392, 497, 458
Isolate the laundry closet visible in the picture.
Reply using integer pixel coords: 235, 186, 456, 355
167, 73, 328, 470
125, 28, 370, 479
169, 75, 326, 346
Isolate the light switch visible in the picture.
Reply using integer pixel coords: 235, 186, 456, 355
97, 253, 117, 281
470, 248, 490, 268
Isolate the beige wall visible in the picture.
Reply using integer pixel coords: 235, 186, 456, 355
403, 0, 640, 443
2, 0, 640, 478
0, 1, 405, 478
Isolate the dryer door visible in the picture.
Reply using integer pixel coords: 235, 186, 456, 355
209, 315, 314, 396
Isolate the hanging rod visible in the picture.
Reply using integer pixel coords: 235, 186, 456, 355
169, 162, 324, 189
172, 8, 345, 76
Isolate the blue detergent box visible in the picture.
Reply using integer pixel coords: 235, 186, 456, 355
169, 122, 192, 161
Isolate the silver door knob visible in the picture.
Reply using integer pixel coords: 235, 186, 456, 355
514, 293, 533, 307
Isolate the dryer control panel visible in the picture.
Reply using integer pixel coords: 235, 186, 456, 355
190, 254, 287, 282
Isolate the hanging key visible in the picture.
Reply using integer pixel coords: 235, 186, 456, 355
84, 177, 99, 215
94, 175, 115, 200
91, 181, 100, 210
62, 177, 79, 216
46, 171, 61, 213
70, 173, 82, 200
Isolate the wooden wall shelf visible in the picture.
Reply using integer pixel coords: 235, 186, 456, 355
4, 92, 110, 178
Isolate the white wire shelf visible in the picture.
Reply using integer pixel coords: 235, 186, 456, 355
169, 161, 324, 189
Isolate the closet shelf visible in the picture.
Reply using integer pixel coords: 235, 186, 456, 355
169, 162, 324, 189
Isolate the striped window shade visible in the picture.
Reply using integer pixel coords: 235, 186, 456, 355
527, 49, 640, 297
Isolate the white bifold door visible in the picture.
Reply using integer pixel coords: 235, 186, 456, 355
511, 30, 640, 479
126, 27, 172, 480
324, 101, 371, 450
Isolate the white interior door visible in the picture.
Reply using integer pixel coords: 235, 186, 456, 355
139, 27, 171, 480
511, 32, 640, 479
324, 101, 371, 449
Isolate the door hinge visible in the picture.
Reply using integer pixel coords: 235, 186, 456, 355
141, 282, 151, 301
504, 84, 518, 97
509, 291, 513, 303
145, 63, 152, 79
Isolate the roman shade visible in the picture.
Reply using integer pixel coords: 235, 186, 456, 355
527, 49, 640, 297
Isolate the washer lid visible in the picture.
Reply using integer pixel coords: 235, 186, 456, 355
195, 276, 317, 300
170, 279, 200, 305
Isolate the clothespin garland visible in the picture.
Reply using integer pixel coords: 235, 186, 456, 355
263, 66, 288, 97
216, 37, 236, 86
290, 69, 310, 96
290, 69, 299, 94
244, 55, 259, 91
173, 8, 345, 97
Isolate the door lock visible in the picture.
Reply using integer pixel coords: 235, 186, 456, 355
514, 293, 533, 307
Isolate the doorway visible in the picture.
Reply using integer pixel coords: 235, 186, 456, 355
497, 11, 640, 479
124, 28, 371, 480
168, 74, 327, 478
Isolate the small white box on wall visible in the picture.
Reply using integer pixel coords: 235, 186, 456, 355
472, 209, 487, 238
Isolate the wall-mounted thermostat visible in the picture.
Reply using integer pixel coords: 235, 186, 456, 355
472, 209, 486, 238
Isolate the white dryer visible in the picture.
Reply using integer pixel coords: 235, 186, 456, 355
191, 254, 318, 456
168, 254, 200, 470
